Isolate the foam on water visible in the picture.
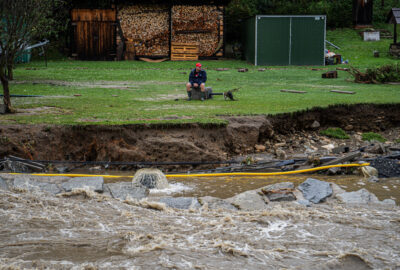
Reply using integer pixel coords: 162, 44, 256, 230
149, 182, 193, 195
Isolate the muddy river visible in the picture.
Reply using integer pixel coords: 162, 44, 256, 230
1, 174, 400, 269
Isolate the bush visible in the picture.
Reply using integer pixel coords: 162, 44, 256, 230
362, 132, 387, 142
349, 64, 400, 83
320, 128, 350, 139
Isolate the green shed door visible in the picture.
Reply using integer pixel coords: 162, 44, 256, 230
291, 16, 325, 65
256, 17, 290, 66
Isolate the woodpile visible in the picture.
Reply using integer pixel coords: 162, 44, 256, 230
171, 5, 224, 57
118, 4, 170, 56
116, 4, 224, 58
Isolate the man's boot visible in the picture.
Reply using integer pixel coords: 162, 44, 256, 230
201, 91, 205, 101
187, 91, 192, 101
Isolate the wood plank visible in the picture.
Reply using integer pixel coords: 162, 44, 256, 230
171, 53, 198, 61
330, 90, 355, 94
323, 152, 361, 166
280, 89, 307, 94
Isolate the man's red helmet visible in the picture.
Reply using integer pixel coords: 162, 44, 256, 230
196, 63, 202, 67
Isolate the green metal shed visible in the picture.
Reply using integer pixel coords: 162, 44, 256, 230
244, 15, 326, 66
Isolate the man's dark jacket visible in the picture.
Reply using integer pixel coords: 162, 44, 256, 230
189, 68, 207, 85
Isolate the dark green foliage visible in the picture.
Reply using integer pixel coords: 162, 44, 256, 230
226, 0, 400, 41
366, 64, 400, 83
373, 0, 400, 24
362, 132, 387, 142
320, 128, 350, 139
349, 64, 400, 83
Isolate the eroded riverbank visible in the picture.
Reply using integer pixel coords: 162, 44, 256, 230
0, 104, 399, 173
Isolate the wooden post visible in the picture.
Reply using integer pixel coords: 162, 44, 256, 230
395, 23, 398, 44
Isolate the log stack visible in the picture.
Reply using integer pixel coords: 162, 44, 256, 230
117, 4, 224, 58
171, 5, 223, 57
118, 4, 170, 56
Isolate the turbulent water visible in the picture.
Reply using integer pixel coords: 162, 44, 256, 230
1, 176, 400, 269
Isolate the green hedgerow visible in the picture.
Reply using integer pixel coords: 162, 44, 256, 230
362, 132, 387, 142
320, 128, 350, 139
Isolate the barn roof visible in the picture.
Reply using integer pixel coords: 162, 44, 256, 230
387, 8, 400, 24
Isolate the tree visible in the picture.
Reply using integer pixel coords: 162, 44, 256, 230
0, 0, 48, 113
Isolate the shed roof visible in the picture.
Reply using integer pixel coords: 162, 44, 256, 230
387, 8, 400, 24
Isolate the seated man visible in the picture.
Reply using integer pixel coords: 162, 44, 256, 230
186, 62, 207, 101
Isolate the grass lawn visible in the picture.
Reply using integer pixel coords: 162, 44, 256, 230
1, 28, 399, 125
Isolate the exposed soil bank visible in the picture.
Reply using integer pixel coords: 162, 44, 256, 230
0, 104, 399, 170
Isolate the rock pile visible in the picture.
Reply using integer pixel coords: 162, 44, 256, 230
0, 173, 397, 211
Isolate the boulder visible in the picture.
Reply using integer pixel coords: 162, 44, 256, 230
298, 178, 333, 204
311, 120, 320, 129
0, 177, 9, 191
336, 188, 380, 204
360, 166, 379, 178
330, 183, 346, 197
106, 182, 149, 200
381, 199, 396, 205
275, 148, 287, 160
261, 182, 296, 202
327, 167, 341, 175
367, 176, 379, 183
132, 168, 168, 189
61, 177, 104, 192
199, 196, 238, 211
158, 197, 201, 210
12, 177, 61, 195
225, 189, 268, 211
254, 144, 266, 152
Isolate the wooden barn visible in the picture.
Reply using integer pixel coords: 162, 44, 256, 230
71, 0, 230, 60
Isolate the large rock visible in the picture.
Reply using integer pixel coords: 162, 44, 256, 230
106, 182, 149, 200
298, 178, 333, 204
12, 177, 61, 195
225, 189, 267, 211
0, 177, 9, 191
132, 168, 168, 189
261, 182, 296, 202
336, 189, 380, 204
199, 196, 238, 211
61, 177, 104, 192
158, 197, 200, 210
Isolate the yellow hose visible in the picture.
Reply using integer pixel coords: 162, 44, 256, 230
9, 163, 370, 178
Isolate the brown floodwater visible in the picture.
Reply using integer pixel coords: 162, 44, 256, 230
1, 173, 399, 269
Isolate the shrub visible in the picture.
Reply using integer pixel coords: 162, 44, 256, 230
362, 132, 387, 142
320, 128, 350, 139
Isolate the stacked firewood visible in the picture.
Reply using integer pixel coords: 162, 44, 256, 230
118, 4, 170, 56
171, 5, 223, 56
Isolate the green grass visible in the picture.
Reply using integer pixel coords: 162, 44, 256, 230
320, 128, 350, 139
1, 28, 399, 125
362, 132, 387, 142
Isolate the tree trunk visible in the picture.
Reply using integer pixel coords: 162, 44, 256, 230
7, 65, 13, 81
0, 73, 12, 113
